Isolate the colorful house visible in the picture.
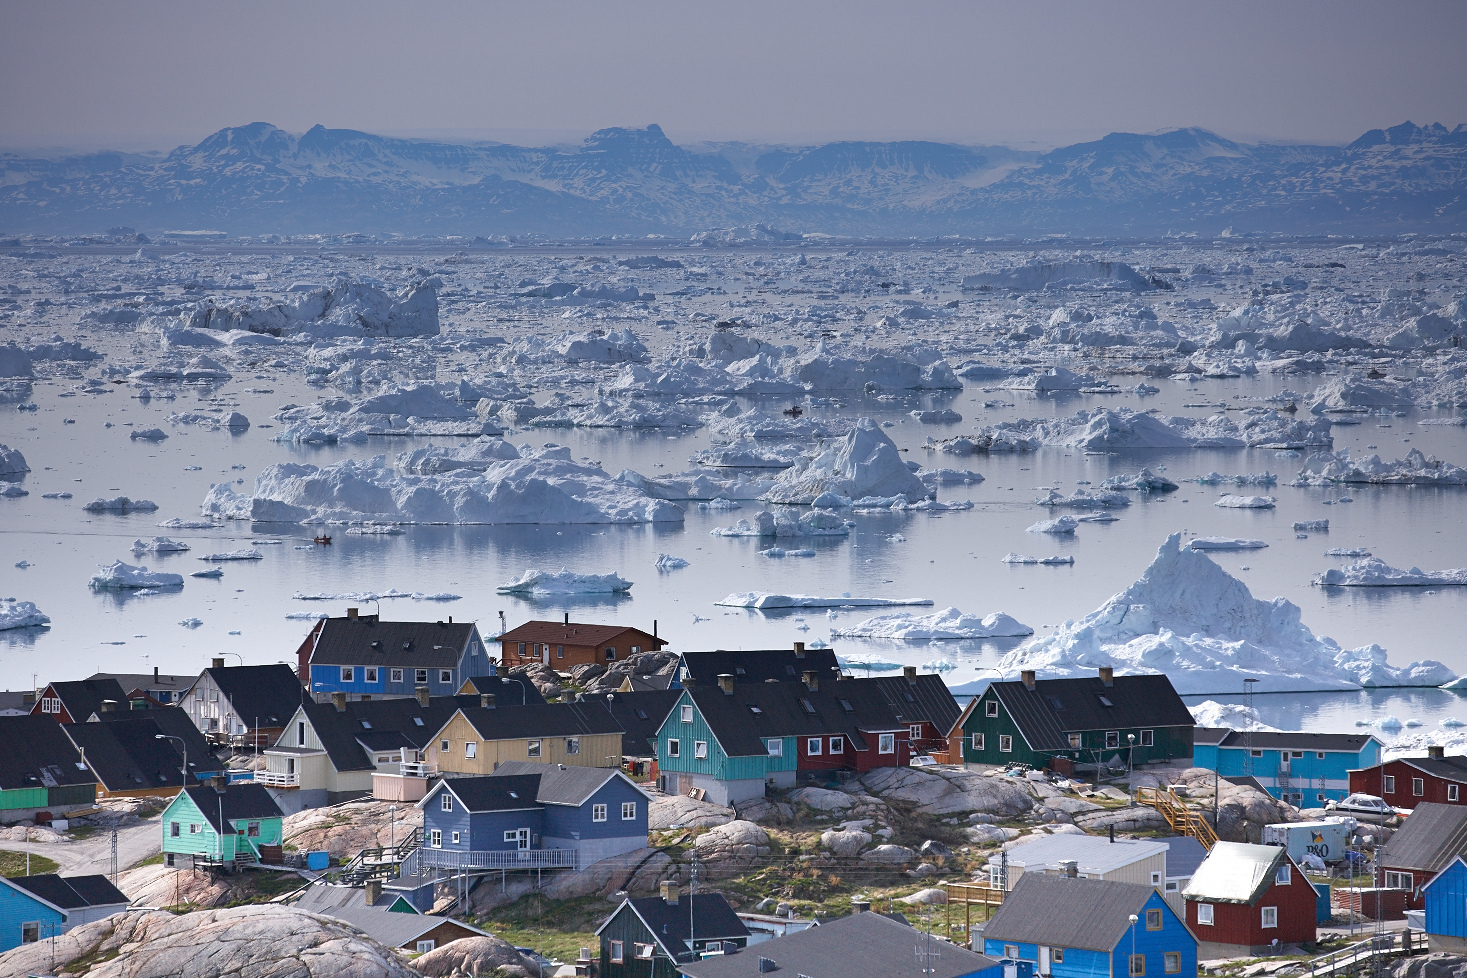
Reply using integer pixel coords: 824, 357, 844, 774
160, 783, 284, 870
31, 678, 129, 724
1421, 854, 1467, 952
1375, 802, 1467, 910
302, 612, 493, 702
597, 884, 749, 978
1182, 842, 1315, 956
950, 669, 1194, 773
180, 661, 305, 746
1192, 728, 1381, 806
983, 874, 1197, 978
63, 711, 222, 799
1348, 745, 1467, 811
0, 714, 99, 821
0, 874, 130, 952
500, 619, 665, 670
426, 703, 624, 776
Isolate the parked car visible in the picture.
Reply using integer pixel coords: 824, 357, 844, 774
1329, 793, 1396, 822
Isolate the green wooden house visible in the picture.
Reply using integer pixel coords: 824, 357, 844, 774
596, 884, 749, 978
160, 783, 284, 870
952, 668, 1195, 774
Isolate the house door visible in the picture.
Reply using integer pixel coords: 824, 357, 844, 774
1039, 946, 1051, 976
541, 644, 549, 666
514, 828, 530, 850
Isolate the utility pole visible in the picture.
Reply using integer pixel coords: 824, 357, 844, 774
110, 824, 119, 883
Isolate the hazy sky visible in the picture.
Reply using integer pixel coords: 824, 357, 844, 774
2, 1, 1464, 153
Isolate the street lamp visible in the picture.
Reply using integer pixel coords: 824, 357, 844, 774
1127, 734, 1137, 805
155, 734, 188, 786
1129, 914, 1139, 978
502, 677, 528, 705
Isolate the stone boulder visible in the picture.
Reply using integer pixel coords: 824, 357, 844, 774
414, 936, 537, 978
859, 767, 1034, 817
965, 825, 1020, 846
789, 787, 857, 812
0, 905, 419, 978
819, 828, 872, 858
918, 840, 954, 861
541, 847, 673, 900
693, 820, 770, 877
1392, 953, 1467, 978
569, 663, 606, 683
860, 844, 918, 866
1215, 783, 1299, 843
734, 796, 795, 824
900, 887, 947, 904
507, 662, 562, 699
1071, 807, 1170, 833
282, 799, 423, 860
649, 793, 734, 830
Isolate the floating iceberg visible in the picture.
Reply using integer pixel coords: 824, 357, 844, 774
88, 560, 185, 590
689, 439, 804, 469
1187, 537, 1268, 551
83, 496, 159, 514
1292, 449, 1467, 486
963, 261, 1156, 292
1193, 472, 1278, 487
172, 277, 440, 338
716, 593, 935, 610
131, 537, 190, 554
191, 568, 224, 579
292, 589, 460, 601
831, 608, 1034, 640
1027, 517, 1079, 534
0, 600, 49, 630
1293, 520, 1330, 532
0, 444, 31, 477
496, 569, 633, 595
396, 438, 522, 475
1215, 494, 1276, 509
710, 511, 852, 538
1314, 558, 1467, 587
1002, 553, 1075, 565
129, 428, 168, 441
178, 617, 204, 628
762, 419, 930, 505
198, 550, 264, 561
655, 554, 690, 570
992, 534, 1454, 694
1035, 489, 1130, 510
758, 547, 816, 558
1102, 469, 1178, 493
343, 523, 405, 536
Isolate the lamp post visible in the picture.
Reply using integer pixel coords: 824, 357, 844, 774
503, 677, 528, 705
1129, 913, 1139, 978
155, 733, 188, 785
1127, 733, 1136, 805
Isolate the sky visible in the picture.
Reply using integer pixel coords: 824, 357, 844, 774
2, 1, 1464, 154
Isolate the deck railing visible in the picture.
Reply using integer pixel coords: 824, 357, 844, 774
1133, 785, 1218, 849
253, 769, 300, 787
417, 847, 579, 871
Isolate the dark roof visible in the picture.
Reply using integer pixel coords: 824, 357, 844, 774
499, 620, 665, 650
458, 675, 548, 705
686, 679, 906, 758
45, 678, 128, 720
456, 702, 624, 741
1381, 802, 1467, 872
65, 713, 221, 791
436, 774, 544, 813
681, 648, 840, 686
1166, 836, 1210, 879
982, 874, 1164, 952
866, 674, 962, 733
1192, 727, 1231, 747
602, 893, 749, 957
87, 671, 194, 695
1212, 730, 1379, 753
324, 906, 482, 947
7, 874, 129, 911
679, 910, 995, 978
0, 714, 97, 790
491, 760, 646, 806
99, 705, 223, 774
296, 694, 484, 772
181, 783, 283, 833
1380, 755, 1467, 784
310, 616, 477, 668
990, 675, 1194, 751
601, 689, 682, 756
198, 664, 305, 727
622, 672, 676, 691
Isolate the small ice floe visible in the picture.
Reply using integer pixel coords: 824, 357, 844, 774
1404, 719, 1424, 728
922, 659, 957, 672
1293, 520, 1329, 532
178, 617, 204, 628
83, 496, 159, 514
887, 533, 906, 543
0, 485, 26, 498
1026, 516, 1078, 534
832, 607, 1034, 640
345, 523, 404, 536
758, 547, 816, 558
698, 498, 741, 511
284, 611, 329, 620
41, 492, 73, 499
129, 428, 168, 441
228, 630, 241, 635
198, 550, 264, 561
132, 537, 190, 554
158, 518, 219, 529
1375, 715, 1404, 730
1314, 558, 1467, 587
1187, 537, 1268, 551
1192, 472, 1278, 487
1325, 548, 1372, 558
1442, 718, 1466, 729
1002, 553, 1074, 565
807, 639, 830, 649
191, 568, 224, 579
1215, 494, 1276, 509
654, 554, 690, 571
184, 466, 202, 471
716, 592, 934, 610
1076, 512, 1119, 523
838, 654, 906, 671
14, 561, 31, 569
88, 560, 184, 590
291, 588, 459, 601
496, 569, 632, 595
0, 600, 50, 630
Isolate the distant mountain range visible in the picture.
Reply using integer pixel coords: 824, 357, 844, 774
2, 120, 1464, 238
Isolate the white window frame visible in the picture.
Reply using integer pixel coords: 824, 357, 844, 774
1451, 784, 1460, 802
1140, 729, 1154, 747
340, 666, 353, 683
365, 667, 378, 683
439, 669, 452, 684
416, 940, 435, 953
451, 831, 460, 845
1384, 775, 1396, 793
430, 828, 442, 848
830, 737, 844, 754
681, 704, 694, 723
441, 739, 450, 753
1385, 871, 1414, 889
1277, 864, 1291, 885
1004, 945, 1020, 960
766, 739, 781, 757
21, 922, 39, 944
527, 739, 542, 758
622, 801, 637, 820
694, 740, 708, 759
592, 804, 607, 822
416, 669, 429, 684
1106, 731, 1120, 750
1151, 872, 1163, 886
1197, 903, 1214, 926
910, 724, 923, 740
610, 940, 624, 964
668, 738, 680, 757
808, 738, 822, 756
1068, 733, 1082, 748
972, 733, 984, 751
465, 742, 477, 759
565, 737, 580, 755
1414, 777, 1425, 797
999, 735, 1013, 753
879, 733, 896, 754
441, 793, 453, 812
391, 668, 403, 683
985, 700, 999, 718
635, 943, 655, 960
1261, 906, 1278, 929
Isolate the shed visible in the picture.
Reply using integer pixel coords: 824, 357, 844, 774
1376, 801, 1467, 909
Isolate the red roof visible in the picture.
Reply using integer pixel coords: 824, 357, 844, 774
497, 621, 665, 648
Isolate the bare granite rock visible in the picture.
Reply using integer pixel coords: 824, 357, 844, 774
413, 936, 537, 978
0, 905, 419, 978
860, 844, 918, 866
900, 887, 947, 904
507, 662, 562, 699
789, 787, 857, 811
819, 828, 872, 858
649, 793, 735, 830
541, 847, 673, 899
117, 863, 243, 909
1070, 806, 1170, 833
282, 800, 423, 861
693, 820, 770, 877
859, 767, 1035, 817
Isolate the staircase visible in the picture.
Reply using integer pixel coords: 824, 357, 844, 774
337, 826, 423, 885
1133, 786, 1218, 850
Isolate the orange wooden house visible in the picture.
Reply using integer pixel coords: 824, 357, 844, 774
499, 618, 665, 670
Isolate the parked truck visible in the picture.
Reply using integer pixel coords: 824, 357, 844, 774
1263, 817, 1356, 866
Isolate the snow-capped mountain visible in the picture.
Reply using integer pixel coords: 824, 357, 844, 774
1, 120, 1463, 237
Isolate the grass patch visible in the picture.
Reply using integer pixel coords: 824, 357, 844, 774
478, 894, 607, 964
128, 852, 166, 871
0, 849, 60, 877
221, 870, 308, 906
68, 825, 100, 840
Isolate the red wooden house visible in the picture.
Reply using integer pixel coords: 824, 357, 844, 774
31, 678, 129, 724
1182, 842, 1316, 955
1375, 802, 1467, 909
499, 618, 665, 670
1349, 746, 1467, 811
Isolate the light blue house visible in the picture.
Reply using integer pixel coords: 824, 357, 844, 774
1422, 855, 1467, 952
983, 874, 1198, 978
1192, 729, 1381, 806
0, 875, 131, 952
305, 615, 494, 702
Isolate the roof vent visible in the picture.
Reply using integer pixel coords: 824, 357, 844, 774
852, 899, 870, 914
1060, 859, 1078, 878
759, 957, 778, 973
903, 665, 917, 684
347, 607, 358, 619
718, 674, 735, 695
480, 693, 496, 709
1429, 745, 1446, 759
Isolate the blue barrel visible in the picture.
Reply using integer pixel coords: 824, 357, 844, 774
306, 850, 330, 870
1313, 882, 1332, 924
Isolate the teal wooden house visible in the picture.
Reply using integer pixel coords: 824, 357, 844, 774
984, 874, 1198, 978
655, 684, 798, 806
161, 783, 284, 870
1192, 729, 1380, 806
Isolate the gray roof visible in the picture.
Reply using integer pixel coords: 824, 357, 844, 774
991, 675, 1194, 751
1380, 802, 1467, 873
491, 760, 650, 806
310, 616, 476, 668
1380, 755, 1467, 785
320, 906, 482, 947
1181, 841, 1286, 904
1165, 836, 1210, 879
291, 883, 415, 914
1212, 730, 1379, 753
678, 910, 998, 978
982, 874, 1167, 953
993, 834, 1169, 875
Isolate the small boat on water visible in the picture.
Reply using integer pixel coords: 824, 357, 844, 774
313, 535, 332, 545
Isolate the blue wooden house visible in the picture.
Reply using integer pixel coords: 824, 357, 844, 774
418, 761, 651, 869
1421, 855, 1467, 952
983, 874, 1198, 978
1192, 729, 1381, 806
303, 614, 495, 702
0, 874, 130, 952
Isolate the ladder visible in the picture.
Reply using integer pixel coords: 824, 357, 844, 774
1133, 786, 1218, 850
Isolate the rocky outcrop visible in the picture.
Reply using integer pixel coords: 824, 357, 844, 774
860, 844, 917, 866
117, 864, 242, 909
649, 793, 735, 830
0, 905, 419, 978
507, 662, 562, 700
1071, 807, 1170, 833
819, 828, 872, 858
541, 847, 673, 900
1170, 767, 1299, 843
1391, 952, 1467, 978
789, 787, 857, 812
858, 767, 1035, 817
578, 651, 680, 694
413, 936, 537, 978
693, 820, 770, 877
900, 887, 947, 904
283, 800, 423, 860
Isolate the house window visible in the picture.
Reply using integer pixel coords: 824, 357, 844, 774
830, 737, 844, 754
247, 822, 260, 838
1277, 864, 1291, 885
1164, 952, 1181, 974
985, 700, 998, 718
635, 944, 655, 960
668, 739, 680, 757
808, 738, 823, 756
451, 831, 460, 845
518, 643, 526, 655
527, 740, 542, 758
416, 940, 436, 953
1130, 954, 1145, 977
1292, 751, 1304, 759
465, 742, 477, 759
999, 735, 1013, 753
593, 804, 607, 822
391, 669, 403, 683
441, 740, 450, 753
195, 690, 203, 701
1261, 907, 1278, 929
1146, 909, 1162, 930
340, 667, 353, 683
1384, 775, 1396, 793
430, 829, 442, 848
610, 941, 624, 963
170, 821, 180, 837
439, 670, 452, 684
910, 725, 923, 740
365, 668, 378, 683
766, 739, 782, 757
1385, 872, 1414, 889
415, 669, 428, 684
879, 733, 895, 754
694, 741, 708, 759
1451, 784, 1460, 802
1414, 778, 1425, 797
681, 704, 694, 723
556, 646, 564, 659
1197, 904, 1214, 925
605, 647, 617, 661
1106, 731, 1120, 749
190, 823, 201, 834
1165, 881, 1178, 892
1151, 872, 1162, 885
209, 689, 218, 702
1004, 945, 1021, 959
565, 738, 580, 755
21, 922, 38, 944
1250, 749, 1263, 758
441, 794, 453, 812
972, 733, 985, 751
299, 721, 307, 746
622, 802, 637, 820
1140, 730, 1154, 747
1052, 948, 1064, 963
1318, 752, 1326, 759
1068, 733, 1082, 748
704, 941, 722, 953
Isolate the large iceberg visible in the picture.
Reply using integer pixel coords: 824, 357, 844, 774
0, 444, 29, 478
962, 261, 1156, 292
710, 511, 851, 538
83, 496, 159, 514
1314, 558, 1467, 587
1292, 449, 1467, 487
831, 608, 1034, 640
88, 560, 185, 590
496, 569, 633, 595
762, 419, 930, 505
993, 534, 1455, 693
717, 592, 935, 610
0, 600, 49, 630
171, 277, 440, 338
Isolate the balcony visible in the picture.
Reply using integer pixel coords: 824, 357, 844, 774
418, 847, 579, 871
254, 770, 301, 787
399, 761, 437, 778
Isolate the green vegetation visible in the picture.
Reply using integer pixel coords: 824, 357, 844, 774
478, 894, 606, 965
0, 849, 60, 877
128, 852, 166, 871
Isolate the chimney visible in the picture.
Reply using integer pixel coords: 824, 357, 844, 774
653, 619, 658, 639
1109, 824, 1115, 844
802, 670, 818, 692
717, 674, 735, 695
793, 642, 805, 658
1060, 859, 1078, 878
448, 616, 452, 624
22, 691, 34, 705
332, 692, 347, 712
347, 607, 358, 619
564, 612, 570, 625
154, 666, 160, 683
100, 699, 117, 713
852, 899, 871, 914
480, 693, 496, 709
212, 657, 225, 670
660, 881, 680, 905
682, 676, 694, 688
903, 665, 917, 684
365, 879, 381, 905
1429, 745, 1446, 760
1021, 670, 1036, 690
416, 686, 430, 708
1099, 666, 1114, 687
